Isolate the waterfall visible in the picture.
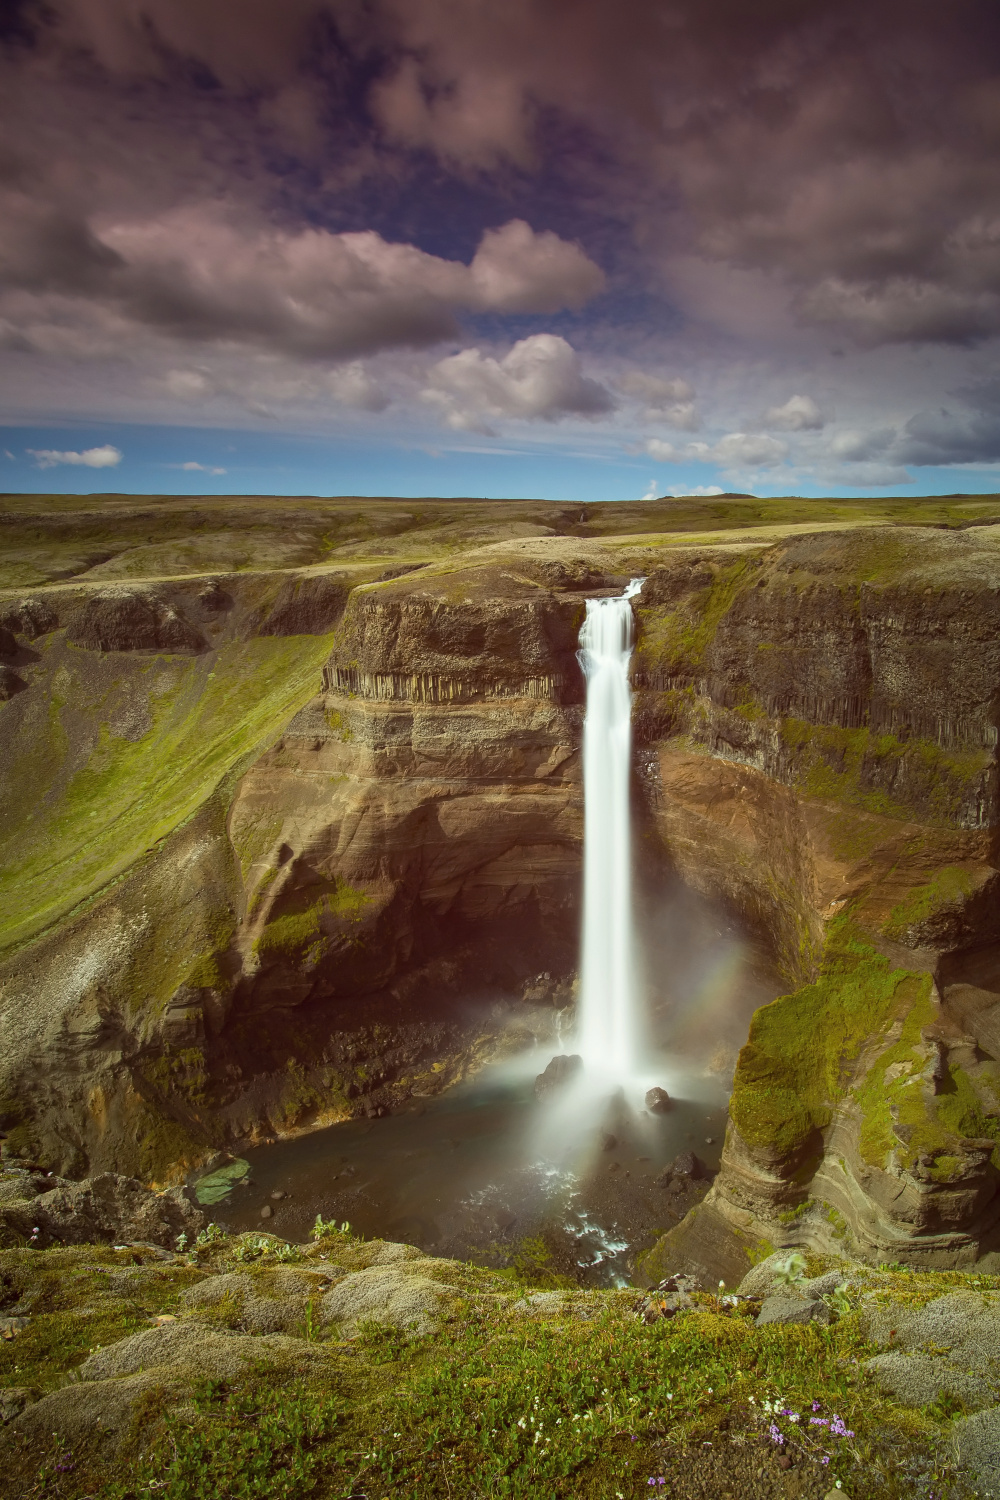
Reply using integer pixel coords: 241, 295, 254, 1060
577, 579, 644, 1079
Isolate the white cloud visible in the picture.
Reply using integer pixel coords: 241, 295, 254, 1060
619, 370, 698, 428
174, 460, 227, 474
639, 479, 659, 500
813, 461, 914, 487
327, 363, 389, 412
3, 208, 605, 364
646, 432, 788, 467
28, 443, 122, 469
764, 394, 824, 431
422, 334, 614, 431
827, 427, 895, 461
164, 369, 213, 399
665, 484, 725, 497
467, 220, 605, 313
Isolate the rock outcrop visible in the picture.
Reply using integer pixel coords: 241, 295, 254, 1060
0, 1169, 203, 1248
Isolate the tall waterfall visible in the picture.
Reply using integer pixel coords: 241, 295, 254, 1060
577, 579, 644, 1079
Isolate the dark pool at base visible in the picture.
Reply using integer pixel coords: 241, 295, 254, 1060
213, 1064, 730, 1285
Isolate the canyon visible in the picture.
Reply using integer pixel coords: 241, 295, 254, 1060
3, 491, 1000, 1284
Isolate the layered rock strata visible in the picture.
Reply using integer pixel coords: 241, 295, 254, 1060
3, 519, 1000, 1280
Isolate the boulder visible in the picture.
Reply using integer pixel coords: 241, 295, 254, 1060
953, 1408, 1000, 1495
320, 1257, 462, 1335
0, 666, 25, 700
864, 1351, 994, 1411
637, 1272, 701, 1321
756, 1294, 830, 1327
600, 1131, 618, 1152
657, 1150, 704, 1185
180, 1267, 328, 1335
0, 1388, 33, 1426
534, 1053, 583, 1099
863, 1288, 1000, 1374
0, 1171, 203, 1249
644, 1086, 671, 1114
0, 598, 57, 639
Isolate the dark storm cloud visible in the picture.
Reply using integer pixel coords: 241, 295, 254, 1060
4, 0, 1000, 448
6, 0, 999, 348
894, 408, 1000, 466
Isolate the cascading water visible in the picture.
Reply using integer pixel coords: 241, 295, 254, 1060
577, 579, 644, 1080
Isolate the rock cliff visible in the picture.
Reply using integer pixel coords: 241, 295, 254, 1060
3, 497, 1000, 1284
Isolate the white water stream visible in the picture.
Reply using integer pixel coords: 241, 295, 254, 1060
577, 579, 644, 1080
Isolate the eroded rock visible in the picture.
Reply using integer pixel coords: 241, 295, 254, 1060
67, 589, 205, 653
0, 1172, 203, 1249
534, 1054, 583, 1099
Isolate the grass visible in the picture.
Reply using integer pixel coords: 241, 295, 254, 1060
730, 915, 931, 1157
633, 557, 754, 679
0, 632, 336, 951
131, 1378, 341, 1500
780, 720, 991, 824
0, 1230, 981, 1499
253, 878, 373, 962
883, 866, 977, 941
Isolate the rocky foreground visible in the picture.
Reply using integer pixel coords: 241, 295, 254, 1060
0, 1170, 997, 1498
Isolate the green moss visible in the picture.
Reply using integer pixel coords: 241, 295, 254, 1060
132, 1101, 210, 1180
822, 1203, 850, 1242
253, 878, 372, 962
852, 982, 1000, 1172
633, 558, 752, 678
883, 866, 976, 941
323, 705, 353, 741
730, 916, 930, 1157
731, 692, 769, 722
246, 863, 279, 917
776, 1198, 813, 1226
2, 1228, 990, 1499
230, 813, 284, 883
778, 719, 990, 824
821, 808, 894, 864
1, 634, 337, 952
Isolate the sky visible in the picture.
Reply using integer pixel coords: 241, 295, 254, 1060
4, 0, 1000, 501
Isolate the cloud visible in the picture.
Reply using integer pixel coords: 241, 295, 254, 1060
422, 334, 614, 431
813, 461, 914, 488
27, 444, 122, 469
647, 432, 788, 467
764, 394, 824, 431
0, 208, 605, 362
799, 277, 1000, 346
327, 363, 389, 412
639, 479, 659, 500
665, 484, 725, 497
619, 371, 698, 429
827, 427, 895, 461
466, 220, 605, 312
174, 460, 227, 474
894, 407, 1000, 466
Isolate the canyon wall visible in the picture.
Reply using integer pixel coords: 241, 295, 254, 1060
3, 516, 1000, 1281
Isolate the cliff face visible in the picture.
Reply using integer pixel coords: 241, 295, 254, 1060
633, 526, 1000, 1278
4, 515, 1000, 1277
0, 559, 603, 1176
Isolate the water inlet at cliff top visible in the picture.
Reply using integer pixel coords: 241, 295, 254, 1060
577, 578, 644, 1080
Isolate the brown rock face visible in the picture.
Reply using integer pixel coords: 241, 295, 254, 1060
67, 588, 207, 654
323, 566, 585, 702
